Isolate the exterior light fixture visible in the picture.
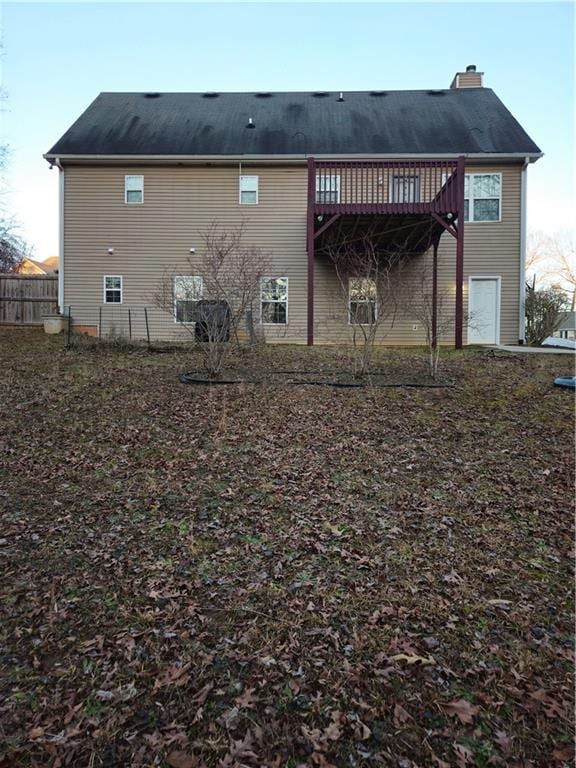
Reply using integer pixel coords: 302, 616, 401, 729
107, 247, 114, 255
189, 247, 196, 254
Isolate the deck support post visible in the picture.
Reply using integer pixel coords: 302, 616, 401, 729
455, 155, 465, 349
432, 238, 439, 349
306, 156, 316, 346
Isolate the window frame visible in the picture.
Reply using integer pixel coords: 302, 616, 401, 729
239, 175, 259, 205
315, 174, 341, 204
260, 276, 288, 325
348, 277, 377, 326
173, 275, 203, 325
125, 175, 144, 205
464, 173, 502, 223
103, 275, 123, 305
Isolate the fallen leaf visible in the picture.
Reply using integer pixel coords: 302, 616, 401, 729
394, 702, 413, 726
454, 743, 474, 767
552, 744, 574, 761
494, 730, 512, 753
443, 699, 480, 724
235, 686, 259, 709
167, 751, 198, 768
390, 653, 435, 666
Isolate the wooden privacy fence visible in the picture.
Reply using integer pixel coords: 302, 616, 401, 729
0, 275, 58, 325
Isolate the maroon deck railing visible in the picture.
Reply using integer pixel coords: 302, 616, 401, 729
312, 159, 460, 215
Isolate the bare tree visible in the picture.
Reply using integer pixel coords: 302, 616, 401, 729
0, 55, 31, 274
526, 230, 575, 310
0, 220, 29, 273
154, 222, 270, 379
410, 259, 456, 380
547, 233, 576, 311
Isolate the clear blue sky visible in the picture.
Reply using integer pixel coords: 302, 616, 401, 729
2, 1, 574, 260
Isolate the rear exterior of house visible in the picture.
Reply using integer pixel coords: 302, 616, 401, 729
44, 65, 541, 346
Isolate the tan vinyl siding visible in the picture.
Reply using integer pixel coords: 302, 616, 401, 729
63, 162, 522, 345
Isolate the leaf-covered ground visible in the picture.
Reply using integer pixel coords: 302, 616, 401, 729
0, 329, 574, 768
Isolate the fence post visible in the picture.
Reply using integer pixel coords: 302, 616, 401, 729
99, 306, 102, 339
144, 307, 151, 348
66, 306, 72, 347
128, 309, 132, 340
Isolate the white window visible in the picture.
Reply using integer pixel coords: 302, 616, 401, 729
125, 175, 144, 204
464, 173, 501, 222
316, 174, 340, 204
349, 278, 377, 325
104, 275, 122, 304
389, 175, 420, 203
239, 175, 259, 205
260, 277, 288, 324
174, 276, 203, 323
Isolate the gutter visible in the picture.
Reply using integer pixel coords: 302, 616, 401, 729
50, 158, 65, 313
518, 156, 529, 343
43, 151, 544, 166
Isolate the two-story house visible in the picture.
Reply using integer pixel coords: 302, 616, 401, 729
44, 65, 541, 346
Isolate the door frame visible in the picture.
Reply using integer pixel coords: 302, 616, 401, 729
467, 275, 502, 345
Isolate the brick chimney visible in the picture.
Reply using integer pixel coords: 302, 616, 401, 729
450, 64, 484, 89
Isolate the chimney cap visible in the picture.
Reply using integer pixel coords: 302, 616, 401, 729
466, 64, 477, 72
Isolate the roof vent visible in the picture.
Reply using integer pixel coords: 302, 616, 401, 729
246, 117, 256, 129
144, 92, 161, 99
428, 90, 445, 96
466, 64, 477, 72
338, 92, 344, 102
312, 91, 329, 98
202, 92, 219, 98
370, 90, 387, 97
255, 92, 272, 98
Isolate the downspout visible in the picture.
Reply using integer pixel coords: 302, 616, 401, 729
52, 158, 65, 314
518, 157, 529, 343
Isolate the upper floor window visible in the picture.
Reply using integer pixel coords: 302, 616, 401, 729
464, 173, 501, 222
174, 275, 203, 323
125, 175, 144, 204
316, 174, 340, 204
239, 175, 259, 205
104, 275, 122, 304
389, 175, 420, 203
349, 278, 377, 325
260, 277, 288, 324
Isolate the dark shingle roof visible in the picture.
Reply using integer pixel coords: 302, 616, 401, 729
46, 89, 541, 157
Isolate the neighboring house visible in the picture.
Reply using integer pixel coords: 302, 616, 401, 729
44, 64, 541, 345
554, 312, 576, 341
18, 256, 59, 275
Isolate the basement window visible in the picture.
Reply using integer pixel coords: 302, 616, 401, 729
239, 175, 259, 205
349, 278, 377, 325
125, 175, 144, 204
465, 173, 501, 222
261, 277, 288, 324
104, 276, 122, 304
174, 276, 203, 323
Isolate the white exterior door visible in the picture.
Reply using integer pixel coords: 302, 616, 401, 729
468, 277, 500, 344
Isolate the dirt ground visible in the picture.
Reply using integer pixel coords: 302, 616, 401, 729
1, 328, 574, 767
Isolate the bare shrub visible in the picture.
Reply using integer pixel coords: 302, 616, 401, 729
321, 222, 429, 377
154, 222, 270, 379
525, 282, 568, 346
